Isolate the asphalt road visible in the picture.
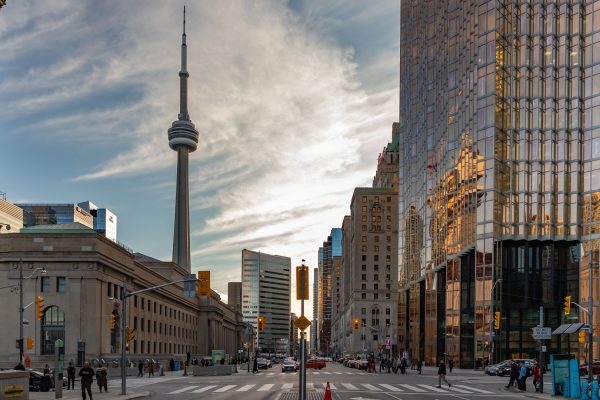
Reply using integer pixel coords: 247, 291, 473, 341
105, 362, 546, 400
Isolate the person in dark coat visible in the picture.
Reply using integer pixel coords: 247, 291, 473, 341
437, 360, 451, 388
517, 363, 528, 391
252, 358, 258, 373
506, 361, 519, 388
96, 362, 107, 392
79, 361, 94, 400
137, 360, 144, 377
448, 359, 454, 373
400, 357, 407, 374
67, 361, 76, 390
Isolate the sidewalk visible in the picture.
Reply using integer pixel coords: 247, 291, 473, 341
29, 389, 149, 400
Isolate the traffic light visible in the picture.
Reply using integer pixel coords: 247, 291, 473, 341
257, 316, 265, 332
564, 295, 572, 315
494, 311, 501, 330
579, 330, 587, 344
110, 314, 116, 329
198, 271, 211, 296
26, 338, 34, 350
126, 326, 134, 342
353, 318, 360, 330
35, 296, 44, 320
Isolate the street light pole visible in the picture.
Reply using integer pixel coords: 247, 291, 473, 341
489, 278, 503, 365
18, 258, 23, 363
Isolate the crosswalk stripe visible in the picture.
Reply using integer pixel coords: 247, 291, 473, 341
328, 384, 337, 390
306, 383, 314, 389
168, 386, 198, 394
191, 385, 217, 393
258, 384, 274, 391
454, 385, 493, 394
379, 384, 403, 392
313, 372, 320, 375
361, 384, 381, 391
419, 385, 449, 393
448, 386, 473, 394
322, 371, 331, 375
214, 385, 236, 392
344, 372, 354, 375
334, 372, 343, 375
236, 385, 255, 392
267, 372, 275, 376
398, 384, 426, 392
342, 383, 359, 390
282, 383, 293, 390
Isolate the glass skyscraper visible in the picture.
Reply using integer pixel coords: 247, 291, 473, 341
241, 249, 291, 355
399, 0, 595, 368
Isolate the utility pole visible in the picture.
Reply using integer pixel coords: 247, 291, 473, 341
489, 278, 502, 365
19, 258, 24, 363
539, 306, 544, 394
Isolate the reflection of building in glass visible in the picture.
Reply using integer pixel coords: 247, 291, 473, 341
399, 1, 590, 368
311, 267, 319, 354
318, 228, 341, 355
241, 249, 291, 355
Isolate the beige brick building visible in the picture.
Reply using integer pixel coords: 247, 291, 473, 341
0, 227, 246, 368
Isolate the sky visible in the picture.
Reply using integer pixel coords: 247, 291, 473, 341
0, 0, 400, 317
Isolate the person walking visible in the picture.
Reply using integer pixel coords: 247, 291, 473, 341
148, 360, 154, 377
96, 362, 108, 393
417, 359, 423, 375
506, 361, 519, 389
437, 360, 451, 388
67, 361, 76, 390
517, 362, 528, 391
448, 359, 454, 373
252, 357, 258, 373
137, 360, 144, 377
43, 364, 50, 375
79, 362, 94, 400
532, 362, 541, 392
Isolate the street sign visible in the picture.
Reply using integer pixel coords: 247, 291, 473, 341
183, 274, 197, 297
532, 326, 551, 340
542, 346, 547, 352
295, 315, 311, 331
296, 266, 309, 300
385, 337, 392, 346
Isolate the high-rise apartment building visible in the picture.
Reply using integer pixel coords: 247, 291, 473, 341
228, 282, 242, 313
399, 1, 591, 367
241, 249, 291, 354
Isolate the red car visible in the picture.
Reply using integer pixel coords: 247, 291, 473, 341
306, 359, 326, 369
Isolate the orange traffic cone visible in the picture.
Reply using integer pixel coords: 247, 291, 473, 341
324, 381, 332, 400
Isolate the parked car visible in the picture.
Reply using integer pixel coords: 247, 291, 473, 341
282, 359, 298, 372
29, 371, 59, 392
356, 359, 368, 370
496, 359, 535, 377
256, 358, 269, 369
485, 361, 511, 376
306, 358, 326, 369
580, 361, 600, 376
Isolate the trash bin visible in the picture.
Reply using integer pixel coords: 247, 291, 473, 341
582, 380, 590, 400
173, 360, 180, 371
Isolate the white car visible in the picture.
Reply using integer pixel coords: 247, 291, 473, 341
282, 360, 298, 372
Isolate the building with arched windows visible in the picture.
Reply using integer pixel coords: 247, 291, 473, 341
0, 226, 247, 368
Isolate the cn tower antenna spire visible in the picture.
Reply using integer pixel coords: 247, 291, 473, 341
168, 5, 199, 273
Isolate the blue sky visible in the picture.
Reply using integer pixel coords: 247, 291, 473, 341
0, 0, 399, 315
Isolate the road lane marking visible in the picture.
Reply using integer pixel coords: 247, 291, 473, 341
258, 384, 274, 391
345, 372, 354, 374
447, 386, 473, 394
168, 386, 197, 394
323, 371, 331, 375
341, 383, 359, 390
282, 383, 293, 390
191, 385, 217, 393
453, 385, 493, 394
361, 384, 381, 391
306, 383, 314, 389
313, 372, 320, 375
236, 385, 255, 391
334, 372, 343, 375
214, 385, 236, 392
267, 372, 275, 376
398, 384, 426, 392
379, 384, 403, 392
419, 385, 449, 393
328, 384, 337, 390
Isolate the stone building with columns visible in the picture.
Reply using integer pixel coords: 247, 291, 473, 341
0, 226, 246, 368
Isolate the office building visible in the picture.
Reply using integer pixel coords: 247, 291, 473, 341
398, 1, 589, 367
18, 203, 93, 229
228, 282, 242, 313
78, 201, 118, 242
241, 249, 291, 355
290, 313, 299, 357
0, 192, 23, 234
318, 228, 341, 356
310, 267, 319, 354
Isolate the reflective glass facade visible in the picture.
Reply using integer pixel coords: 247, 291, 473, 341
399, 0, 598, 368
241, 249, 291, 354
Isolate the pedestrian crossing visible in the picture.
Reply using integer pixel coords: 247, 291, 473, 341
166, 382, 495, 395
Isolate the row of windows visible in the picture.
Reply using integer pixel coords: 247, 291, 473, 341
361, 254, 392, 262
361, 245, 393, 252
41, 276, 66, 293
361, 235, 392, 243
131, 339, 195, 355
361, 196, 392, 203
132, 316, 197, 339
360, 292, 391, 300
361, 264, 392, 273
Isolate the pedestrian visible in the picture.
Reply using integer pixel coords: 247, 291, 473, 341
43, 363, 50, 375
79, 361, 94, 400
448, 359, 454, 373
252, 358, 258, 373
517, 362, 528, 391
417, 359, 423, 375
392, 357, 398, 374
169, 358, 175, 371
96, 362, 107, 393
67, 361, 76, 390
506, 361, 519, 389
437, 359, 451, 388
137, 360, 144, 377
532, 362, 541, 392
148, 360, 154, 377
400, 357, 407, 374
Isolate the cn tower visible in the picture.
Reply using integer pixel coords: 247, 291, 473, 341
168, 6, 198, 272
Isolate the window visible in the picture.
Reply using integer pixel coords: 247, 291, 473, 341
142, 298, 145, 309
374, 284, 379, 290
374, 265, 379, 271
148, 300, 151, 312
154, 303, 157, 313
362, 293, 366, 299
134, 296, 138, 308
362, 283, 367, 290
373, 334, 378, 341
361, 236, 367, 242
134, 317, 138, 329
361, 225, 367, 231
374, 274, 379, 281
374, 236, 379, 242
374, 255, 379, 261
147, 320, 151, 331
386, 319, 391, 326
41, 276, 51, 293
386, 274, 391, 281
362, 265, 367, 271
386, 265, 391, 272
107, 282, 112, 297
374, 246, 379, 252
374, 293, 379, 299
362, 196, 367, 203
361, 308, 366, 315
362, 245, 367, 252
41, 306, 65, 355
361, 215, 367, 222
362, 255, 367, 261
141, 318, 144, 331
386, 308, 390, 315
361, 274, 367, 280
56, 277, 66, 293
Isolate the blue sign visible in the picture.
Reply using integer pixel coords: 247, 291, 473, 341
569, 359, 581, 398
